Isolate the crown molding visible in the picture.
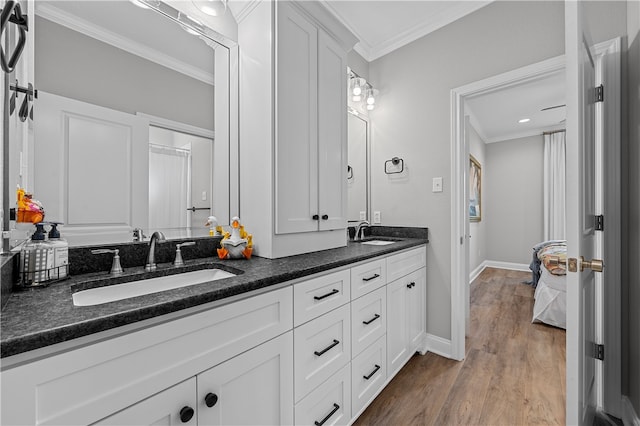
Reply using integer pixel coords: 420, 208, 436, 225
367, 1, 492, 61
483, 125, 564, 144
35, 3, 214, 86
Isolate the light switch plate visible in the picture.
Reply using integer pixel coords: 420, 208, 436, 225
373, 211, 381, 224
202, 191, 207, 201
359, 211, 366, 220
432, 177, 443, 192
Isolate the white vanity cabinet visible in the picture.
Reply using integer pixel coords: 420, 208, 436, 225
238, 1, 358, 258
275, 1, 348, 235
386, 249, 427, 377
0, 287, 293, 426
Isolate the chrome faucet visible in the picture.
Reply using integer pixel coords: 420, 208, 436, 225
145, 231, 166, 271
354, 220, 370, 241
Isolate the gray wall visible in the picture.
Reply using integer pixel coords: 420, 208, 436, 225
35, 17, 214, 131
467, 123, 486, 273
485, 135, 544, 265
625, 0, 640, 416
348, 49, 370, 81
368, 1, 628, 340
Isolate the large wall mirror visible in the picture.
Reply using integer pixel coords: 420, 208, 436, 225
347, 110, 369, 223
4, 0, 238, 247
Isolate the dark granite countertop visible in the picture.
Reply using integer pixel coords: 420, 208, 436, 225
1, 232, 427, 359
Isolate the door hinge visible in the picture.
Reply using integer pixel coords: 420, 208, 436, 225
596, 84, 604, 103
595, 215, 604, 231
594, 343, 605, 361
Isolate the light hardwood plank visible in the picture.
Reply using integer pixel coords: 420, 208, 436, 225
354, 268, 566, 426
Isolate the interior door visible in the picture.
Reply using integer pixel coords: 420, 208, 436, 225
565, 2, 598, 424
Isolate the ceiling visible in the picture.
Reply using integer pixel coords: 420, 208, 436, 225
465, 70, 566, 143
321, 0, 492, 61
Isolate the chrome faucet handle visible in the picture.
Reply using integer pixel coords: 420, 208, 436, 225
91, 249, 124, 276
174, 242, 196, 267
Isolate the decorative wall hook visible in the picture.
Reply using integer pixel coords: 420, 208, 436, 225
384, 157, 404, 174
347, 165, 353, 180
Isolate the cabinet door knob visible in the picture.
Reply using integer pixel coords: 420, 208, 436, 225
312, 214, 320, 220
205, 392, 219, 408
179, 406, 194, 423
322, 214, 329, 220
406, 282, 415, 289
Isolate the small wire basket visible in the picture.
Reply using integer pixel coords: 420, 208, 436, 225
18, 262, 70, 288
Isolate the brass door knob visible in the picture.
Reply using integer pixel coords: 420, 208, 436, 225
581, 256, 604, 272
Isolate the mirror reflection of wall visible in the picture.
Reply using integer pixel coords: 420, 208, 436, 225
10, 0, 234, 246
347, 112, 368, 222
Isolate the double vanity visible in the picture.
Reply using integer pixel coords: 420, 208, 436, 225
0, 228, 427, 425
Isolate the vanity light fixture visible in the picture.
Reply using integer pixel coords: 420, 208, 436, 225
192, 0, 228, 17
519, 118, 531, 123
348, 69, 379, 112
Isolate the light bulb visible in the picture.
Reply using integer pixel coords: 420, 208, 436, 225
367, 104, 375, 111
193, 0, 227, 16
353, 86, 362, 96
353, 95, 362, 102
366, 96, 375, 105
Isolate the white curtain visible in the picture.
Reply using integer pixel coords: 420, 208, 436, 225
149, 144, 191, 230
543, 131, 566, 240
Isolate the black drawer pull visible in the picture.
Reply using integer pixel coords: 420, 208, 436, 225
312, 214, 320, 220
362, 273, 380, 282
406, 282, 416, 289
314, 339, 340, 356
314, 403, 340, 426
322, 214, 329, 220
363, 364, 381, 380
363, 313, 380, 325
314, 289, 339, 301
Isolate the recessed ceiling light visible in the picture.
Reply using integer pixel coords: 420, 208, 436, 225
519, 118, 531, 123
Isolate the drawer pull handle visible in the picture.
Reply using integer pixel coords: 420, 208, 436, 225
406, 282, 416, 289
314, 403, 340, 426
363, 364, 381, 380
362, 273, 380, 282
363, 313, 380, 325
314, 289, 339, 301
314, 339, 340, 356
205, 392, 218, 408
179, 406, 194, 423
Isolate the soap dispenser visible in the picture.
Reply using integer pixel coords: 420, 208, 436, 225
19, 223, 54, 286
47, 223, 69, 279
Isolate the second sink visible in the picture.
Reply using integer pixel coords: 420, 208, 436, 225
73, 268, 236, 307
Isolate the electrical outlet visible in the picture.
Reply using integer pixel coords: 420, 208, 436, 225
359, 211, 366, 220
201, 191, 207, 201
432, 177, 443, 192
373, 211, 381, 224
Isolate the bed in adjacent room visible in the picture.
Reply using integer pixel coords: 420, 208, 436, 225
530, 240, 567, 329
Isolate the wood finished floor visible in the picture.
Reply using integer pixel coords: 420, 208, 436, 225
354, 267, 566, 426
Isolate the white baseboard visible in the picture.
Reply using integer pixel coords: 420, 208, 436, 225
424, 333, 453, 359
484, 260, 530, 272
622, 396, 640, 426
469, 261, 487, 282
469, 260, 531, 282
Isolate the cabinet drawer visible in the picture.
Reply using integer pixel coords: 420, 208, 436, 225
386, 246, 426, 283
294, 304, 351, 402
350, 259, 386, 299
295, 363, 351, 426
351, 335, 386, 418
294, 269, 350, 326
351, 286, 386, 358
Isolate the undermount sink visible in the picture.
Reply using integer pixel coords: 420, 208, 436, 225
72, 268, 236, 307
360, 240, 396, 246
